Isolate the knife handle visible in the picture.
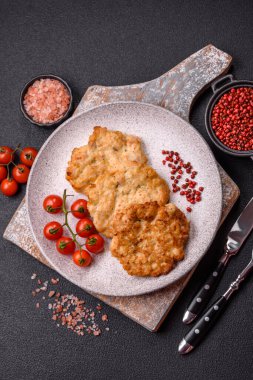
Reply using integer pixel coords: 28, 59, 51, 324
184, 261, 226, 324
181, 296, 227, 352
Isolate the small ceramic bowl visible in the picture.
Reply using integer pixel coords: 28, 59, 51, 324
20, 74, 73, 127
205, 74, 253, 158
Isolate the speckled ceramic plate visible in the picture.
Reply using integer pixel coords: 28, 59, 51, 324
27, 102, 222, 296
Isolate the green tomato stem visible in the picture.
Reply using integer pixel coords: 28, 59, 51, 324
62, 189, 83, 252
2, 144, 21, 180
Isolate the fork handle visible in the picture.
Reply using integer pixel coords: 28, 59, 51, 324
180, 296, 227, 353
183, 261, 226, 324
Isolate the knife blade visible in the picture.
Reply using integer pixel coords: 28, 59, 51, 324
183, 197, 253, 324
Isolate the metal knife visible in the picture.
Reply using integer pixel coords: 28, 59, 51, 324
179, 247, 253, 354
183, 197, 253, 324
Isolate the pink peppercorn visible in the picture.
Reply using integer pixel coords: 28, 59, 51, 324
161, 149, 204, 212
211, 87, 253, 151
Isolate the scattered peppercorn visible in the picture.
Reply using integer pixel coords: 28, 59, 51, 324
161, 150, 204, 212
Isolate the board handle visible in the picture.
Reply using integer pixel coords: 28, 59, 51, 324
81, 45, 232, 122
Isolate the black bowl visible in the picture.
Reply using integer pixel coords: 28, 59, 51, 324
205, 74, 253, 158
20, 74, 73, 127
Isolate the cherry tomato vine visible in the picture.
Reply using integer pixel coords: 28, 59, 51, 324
43, 189, 105, 267
0, 144, 38, 196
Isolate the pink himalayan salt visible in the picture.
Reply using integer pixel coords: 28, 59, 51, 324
23, 78, 70, 124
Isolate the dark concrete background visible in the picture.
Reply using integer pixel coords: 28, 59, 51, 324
0, 1, 252, 379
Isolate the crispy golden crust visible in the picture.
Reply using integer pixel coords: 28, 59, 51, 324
110, 202, 189, 277
66, 126, 148, 194
87, 166, 170, 238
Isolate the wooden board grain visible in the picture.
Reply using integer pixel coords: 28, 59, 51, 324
4, 45, 239, 331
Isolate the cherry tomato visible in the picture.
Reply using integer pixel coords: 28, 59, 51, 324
56, 237, 76, 255
73, 249, 92, 267
0, 178, 18, 196
0, 146, 13, 165
76, 218, 96, 238
43, 221, 63, 240
20, 147, 38, 167
43, 194, 63, 213
12, 164, 30, 184
0, 166, 7, 182
71, 199, 89, 219
85, 234, 104, 254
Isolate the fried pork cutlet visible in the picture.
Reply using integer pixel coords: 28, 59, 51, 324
87, 166, 170, 238
110, 202, 189, 277
66, 126, 148, 195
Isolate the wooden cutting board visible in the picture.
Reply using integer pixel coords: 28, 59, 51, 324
4, 45, 239, 331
